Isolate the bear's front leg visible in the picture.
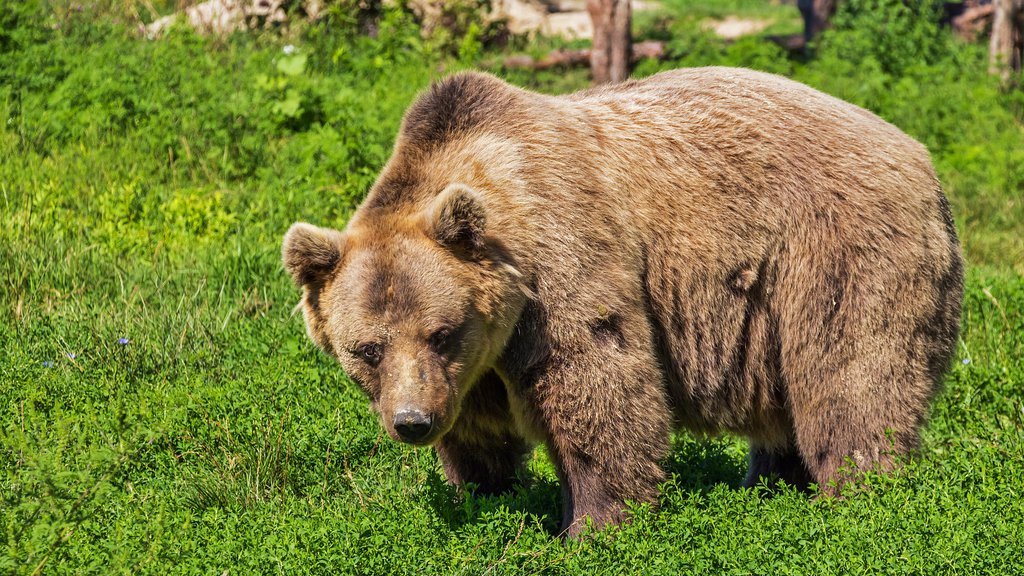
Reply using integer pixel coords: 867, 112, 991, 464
533, 342, 672, 537
434, 371, 532, 496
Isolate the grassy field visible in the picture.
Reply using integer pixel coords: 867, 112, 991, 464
2, 1, 1023, 573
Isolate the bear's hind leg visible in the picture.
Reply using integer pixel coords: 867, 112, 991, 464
789, 402, 909, 494
743, 443, 813, 489
435, 371, 532, 496
777, 247, 947, 494
788, 367, 925, 495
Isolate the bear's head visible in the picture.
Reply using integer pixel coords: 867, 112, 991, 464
283, 184, 529, 445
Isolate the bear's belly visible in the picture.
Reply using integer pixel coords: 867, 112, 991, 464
644, 250, 791, 445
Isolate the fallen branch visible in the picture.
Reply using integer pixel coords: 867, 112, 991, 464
500, 40, 665, 70
766, 33, 806, 52
952, 4, 995, 40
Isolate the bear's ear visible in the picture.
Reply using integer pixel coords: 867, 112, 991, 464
427, 183, 487, 258
282, 222, 347, 286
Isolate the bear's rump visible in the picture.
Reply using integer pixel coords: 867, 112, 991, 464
639, 193, 958, 447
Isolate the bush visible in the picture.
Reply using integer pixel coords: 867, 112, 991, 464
799, 0, 1024, 271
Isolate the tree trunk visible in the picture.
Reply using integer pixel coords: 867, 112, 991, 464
990, 0, 1024, 79
609, 0, 632, 83
587, 0, 632, 84
587, 0, 611, 84
798, 0, 837, 43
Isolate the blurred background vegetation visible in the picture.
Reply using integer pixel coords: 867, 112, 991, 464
2, 1, 1022, 573
3, 0, 1021, 276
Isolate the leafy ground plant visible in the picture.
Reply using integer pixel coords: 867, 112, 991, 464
2, 1, 1023, 574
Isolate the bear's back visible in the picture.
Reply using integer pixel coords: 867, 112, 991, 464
560, 67, 936, 211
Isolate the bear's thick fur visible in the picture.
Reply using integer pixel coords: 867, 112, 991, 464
283, 68, 963, 536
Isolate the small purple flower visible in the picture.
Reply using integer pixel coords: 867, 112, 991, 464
42, 361, 54, 368
283, 44, 296, 55
118, 338, 130, 345
67, 353, 77, 360
962, 358, 971, 365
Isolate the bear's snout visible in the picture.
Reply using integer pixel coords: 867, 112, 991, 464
393, 408, 434, 444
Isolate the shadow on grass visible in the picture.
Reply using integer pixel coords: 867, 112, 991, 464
662, 435, 748, 492
423, 466, 565, 535
423, 435, 751, 535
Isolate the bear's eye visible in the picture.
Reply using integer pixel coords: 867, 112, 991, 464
354, 342, 383, 367
428, 327, 453, 353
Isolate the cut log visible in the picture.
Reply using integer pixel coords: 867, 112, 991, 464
144, 0, 322, 37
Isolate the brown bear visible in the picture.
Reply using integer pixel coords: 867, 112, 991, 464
282, 67, 963, 537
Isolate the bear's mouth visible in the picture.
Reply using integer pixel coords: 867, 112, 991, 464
389, 425, 443, 447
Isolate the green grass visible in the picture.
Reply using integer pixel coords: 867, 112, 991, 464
657, 0, 803, 21
2, 1, 1023, 574
647, 0, 804, 37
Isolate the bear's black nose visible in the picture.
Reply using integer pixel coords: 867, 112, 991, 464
394, 409, 433, 443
